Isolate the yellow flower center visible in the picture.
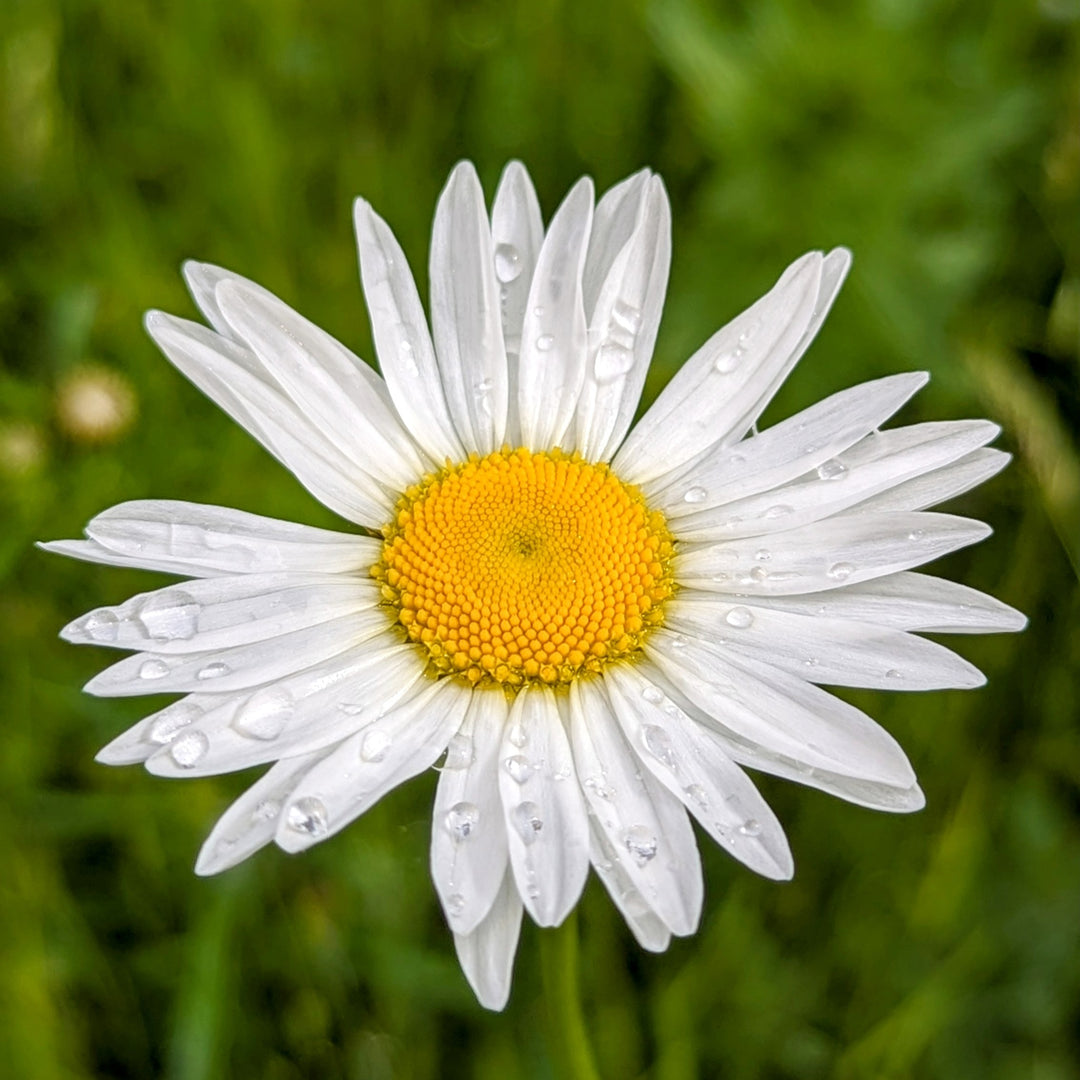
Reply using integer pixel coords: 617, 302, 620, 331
372, 447, 675, 689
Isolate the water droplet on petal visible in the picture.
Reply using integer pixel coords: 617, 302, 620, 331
725, 606, 754, 629
196, 661, 230, 681
512, 801, 543, 844
83, 609, 120, 643
908, 529, 925, 541
885, 668, 903, 680
444, 801, 480, 841
360, 729, 392, 763
594, 343, 634, 382
816, 458, 848, 481
447, 892, 466, 915
737, 818, 762, 837
714, 351, 741, 374
684, 783, 709, 809
642, 724, 676, 768
641, 685, 664, 705
169, 730, 209, 768
251, 799, 280, 822
536, 334, 554, 352
443, 733, 474, 769
149, 702, 199, 745
135, 590, 200, 642
286, 797, 328, 836
507, 720, 528, 748
493, 243, 522, 282
139, 658, 171, 680
749, 566, 769, 583
683, 486, 708, 504
504, 755, 534, 784
763, 504, 793, 520
738, 319, 761, 345
232, 686, 293, 741
827, 562, 855, 581
583, 776, 614, 800
624, 825, 658, 864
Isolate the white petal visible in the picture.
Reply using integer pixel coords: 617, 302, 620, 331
498, 686, 589, 927
577, 176, 672, 462
614, 250, 834, 484
854, 448, 1012, 513
146, 311, 393, 524
275, 678, 471, 852
668, 594, 985, 690
517, 178, 594, 451
491, 161, 544, 448
453, 869, 523, 1012
77, 500, 375, 576
144, 642, 424, 777
645, 629, 918, 784
183, 260, 278, 342
429, 161, 508, 454
568, 679, 702, 937
214, 278, 426, 490
195, 751, 329, 875
84, 611, 383, 697
650, 372, 928, 512
605, 664, 792, 880
588, 818, 672, 952
354, 199, 466, 463
62, 573, 375, 653
677, 511, 991, 595
431, 691, 510, 936
95, 694, 223, 765
582, 169, 651, 320
736, 570, 1027, 634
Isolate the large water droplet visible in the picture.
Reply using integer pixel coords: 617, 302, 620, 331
444, 801, 480, 841
683, 486, 708, 504
232, 686, 293, 741
83, 610, 120, 643
360, 729, 392, 763
286, 797, 328, 836
512, 801, 543, 844
149, 702, 200, 745
443, 733, 474, 769
494, 243, 523, 282
536, 334, 554, 352
136, 590, 200, 642
169, 730, 209, 768
624, 825, 658, 864
642, 724, 676, 768
725, 606, 754, 629
714, 351, 741, 374
641, 685, 664, 705
827, 562, 855, 581
507, 720, 528, 748
196, 661, 230, 681
139, 658, 171, 680
594, 343, 634, 382
504, 755, 534, 784
816, 459, 848, 481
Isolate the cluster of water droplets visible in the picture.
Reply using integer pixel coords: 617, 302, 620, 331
594, 299, 642, 383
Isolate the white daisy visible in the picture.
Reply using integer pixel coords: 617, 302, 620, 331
44, 161, 1025, 1010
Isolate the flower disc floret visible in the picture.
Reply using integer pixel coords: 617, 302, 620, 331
372, 447, 675, 688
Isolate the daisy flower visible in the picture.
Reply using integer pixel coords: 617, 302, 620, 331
45, 162, 1025, 1010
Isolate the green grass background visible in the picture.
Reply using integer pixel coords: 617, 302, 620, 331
2, 0, 1078, 1076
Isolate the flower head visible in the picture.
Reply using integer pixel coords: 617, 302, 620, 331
44, 162, 1025, 1010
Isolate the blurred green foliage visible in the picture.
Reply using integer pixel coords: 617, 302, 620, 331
2, 0, 1078, 1076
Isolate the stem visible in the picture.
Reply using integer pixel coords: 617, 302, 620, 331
539, 911, 602, 1080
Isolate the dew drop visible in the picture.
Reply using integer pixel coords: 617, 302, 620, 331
749, 566, 769, 583
135, 590, 200, 642
447, 892, 466, 915
816, 459, 848, 481
139, 658, 171, 680
507, 720, 528, 748
641, 685, 664, 705
714, 351, 741, 374
737, 818, 762, 837
827, 562, 855, 581
169, 730, 209, 768
532, 305, 545, 318
583, 776, 614, 800
232, 686, 293, 741
360, 729, 392, 763
642, 724, 676, 768
908, 529, 926, 541
443, 733, 474, 769
763, 504, 793, 520
251, 799, 280, 822
474, 376, 495, 395
738, 320, 761, 345
623, 825, 658, 864
504, 755, 534, 784
683, 486, 708, 504
286, 797, 328, 836
684, 783, 709, 809
493, 243, 523, 282
196, 661, 230, 681
885, 668, 903, 680
444, 801, 480, 840
512, 801, 543, 844
754, 548, 772, 562
83, 610, 120, 643
149, 702, 200, 745
594, 343, 634, 382
725, 606, 754, 629
536, 334, 554, 352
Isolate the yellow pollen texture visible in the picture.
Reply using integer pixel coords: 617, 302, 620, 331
372, 447, 675, 689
